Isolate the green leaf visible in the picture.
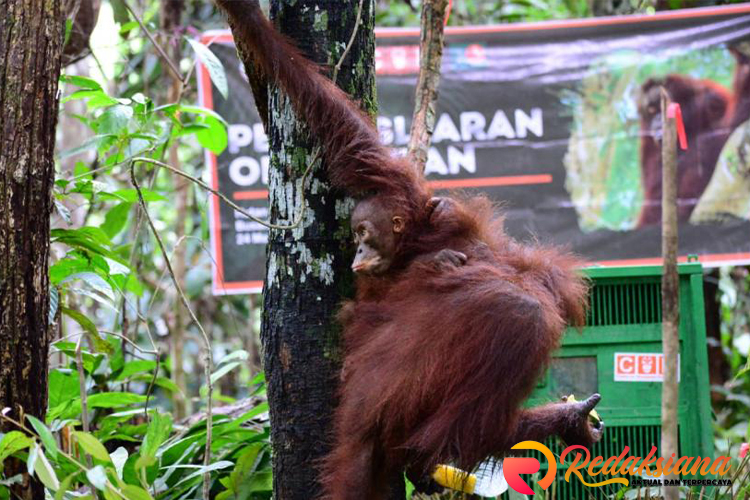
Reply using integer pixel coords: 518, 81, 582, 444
150, 376, 180, 394
51, 227, 114, 258
73, 432, 111, 463
174, 105, 227, 125
115, 360, 157, 381
186, 38, 228, 99
32, 446, 60, 491
55, 472, 79, 500
50, 258, 97, 284
119, 20, 138, 35
121, 485, 154, 500
104, 258, 130, 276
26, 415, 59, 460
141, 412, 172, 459
48, 370, 80, 410
97, 105, 134, 135
86, 465, 108, 490
87, 392, 147, 408
125, 274, 144, 296
61, 75, 102, 90
220, 443, 264, 496
217, 350, 249, 365
64, 18, 73, 45
100, 189, 166, 203
172, 461, 234, 488
109, 0, 130, 25
210, 361, 242, 385
58, 134, 117, 160
195, 115, 228, 155
0, 432, 33, 465
74, 161, 93, 180
61, 307, 114, 354
89, 94, 121, 110
100, 202, 132, 239
61, 273, 115, 301
218, 402, 269, 435
104, 486, 121, 500
62, 89, 118, 107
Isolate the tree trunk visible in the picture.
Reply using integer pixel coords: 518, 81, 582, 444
0, 0, 63, 498
660, 93, 680, 500
260, 0, 377, 498
160, 0, 189, 421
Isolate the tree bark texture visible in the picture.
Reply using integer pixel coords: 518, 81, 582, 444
260, 0, 378, 498
0, 0, 63, 498
660, 93, 680, 500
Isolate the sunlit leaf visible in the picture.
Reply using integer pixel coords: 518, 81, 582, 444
33, 446, 60, 491
210, 361, 242, 385
26, 415, 59, 460
195, 116, 228, 154
0, 431, 33, 467
60, 75, 102, 90
121, 484, 154, 500
111, 447, 128, 480
172, 461, 234, 488
73, 431, 112, 463
187, 38, 228, 99
61, 273, 115, 301
86, 465, 108, 490
97, 105, 134, 135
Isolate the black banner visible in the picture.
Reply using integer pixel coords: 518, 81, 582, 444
199, 5, 750, 294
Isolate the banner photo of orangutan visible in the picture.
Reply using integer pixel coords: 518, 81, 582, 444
199, 5, 750, 295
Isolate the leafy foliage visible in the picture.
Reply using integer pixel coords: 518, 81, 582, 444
2, 0, 749, 499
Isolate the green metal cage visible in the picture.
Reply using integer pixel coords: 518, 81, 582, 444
519, 263, 714, 499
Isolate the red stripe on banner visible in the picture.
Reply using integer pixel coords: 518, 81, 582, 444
233, 190, 270, 200
595, 253, 750, 267
231, 176, 552, 199
428, 175, 553, 189
375, 4, 750, 38
215, 280, 265, 293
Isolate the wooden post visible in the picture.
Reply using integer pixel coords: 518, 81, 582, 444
660, 89, 680, 500
407, 0, 449, 172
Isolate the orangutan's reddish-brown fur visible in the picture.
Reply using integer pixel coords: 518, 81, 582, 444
215, 1, 598, 498
637, 49, 750, 226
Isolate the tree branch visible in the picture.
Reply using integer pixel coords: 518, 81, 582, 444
131, 154, 319, 230
130, 162, 214, 499
407, 0, 449, 172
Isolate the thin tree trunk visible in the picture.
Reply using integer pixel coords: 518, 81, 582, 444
259, 0, 377, 498
160, 0, 189, 421
0, 0, 64, 498
407, 0, 448, 172
660, 91, 680, 500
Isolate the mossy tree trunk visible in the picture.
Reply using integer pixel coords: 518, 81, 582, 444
259, 0, 389, 498
0, 0, 63, 498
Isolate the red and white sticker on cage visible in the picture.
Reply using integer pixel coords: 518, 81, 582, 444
614, 353, 680, 382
